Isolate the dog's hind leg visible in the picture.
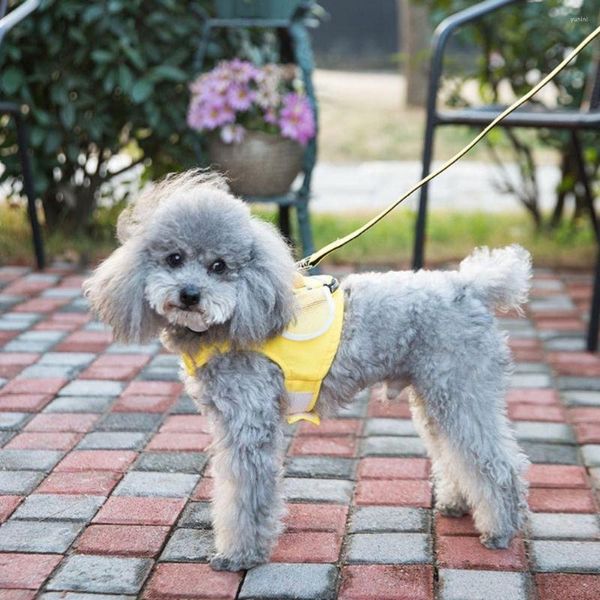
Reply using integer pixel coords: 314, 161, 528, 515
408, 387, 469, 517
202, 356, 287, 572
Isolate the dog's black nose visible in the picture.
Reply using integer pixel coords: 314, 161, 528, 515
179, 285, 200, 307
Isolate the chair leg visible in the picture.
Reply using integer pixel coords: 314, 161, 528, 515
587, 247, 600, 353
412, 117, 436, 271
296, 197, 317, 271
571, 131, 599, 242
14, 112, 45, 270
278, 205, 291, 240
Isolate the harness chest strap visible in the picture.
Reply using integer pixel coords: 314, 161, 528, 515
181, 274, 345, 425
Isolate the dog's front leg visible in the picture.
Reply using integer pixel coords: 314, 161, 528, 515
203, 355, 286, 572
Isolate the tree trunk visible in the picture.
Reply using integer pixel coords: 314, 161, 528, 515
399, 0, 432, 108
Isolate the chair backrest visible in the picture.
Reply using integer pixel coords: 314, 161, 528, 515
584, 42, 600, 111
0, 1, 7, 20
0, 0, 39, 47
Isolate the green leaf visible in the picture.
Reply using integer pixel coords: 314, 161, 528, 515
118, 64, 134, 93
44, 130, 62, 154
131, 79, 154, 103
148, 65, 188, 82
1, 67, 24, 94
60, 104, 76, 129
91, 49, 113, 64
82, 4, 104, 23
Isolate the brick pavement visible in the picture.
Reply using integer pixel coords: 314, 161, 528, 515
0, 264, 599, 599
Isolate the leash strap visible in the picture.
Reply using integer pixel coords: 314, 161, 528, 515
296, 23, 600, 271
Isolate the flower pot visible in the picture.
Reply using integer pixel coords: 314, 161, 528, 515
208, 131, 304, 197
214, 0, 303, 20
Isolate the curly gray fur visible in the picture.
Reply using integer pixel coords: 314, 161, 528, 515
84, 170, 531, 571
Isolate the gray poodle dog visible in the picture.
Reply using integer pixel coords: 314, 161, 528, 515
84, 170, 531, 572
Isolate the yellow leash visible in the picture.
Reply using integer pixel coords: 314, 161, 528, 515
297, 23, 600, 271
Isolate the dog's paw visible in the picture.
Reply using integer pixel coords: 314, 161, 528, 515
210, 552, 265, 572
480, 533, 511, 549
437, 503, 468, 518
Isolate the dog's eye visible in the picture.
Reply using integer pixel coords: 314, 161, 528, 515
210, 259, 227, 274
166, 253, 184, 268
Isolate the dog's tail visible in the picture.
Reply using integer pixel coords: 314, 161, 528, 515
459, 245, 532, 312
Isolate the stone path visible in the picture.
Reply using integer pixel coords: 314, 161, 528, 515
0, 264, 599, 599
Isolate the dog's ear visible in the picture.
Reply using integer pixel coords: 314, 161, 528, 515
229, 218, 297, 346
82, 240, 164, 343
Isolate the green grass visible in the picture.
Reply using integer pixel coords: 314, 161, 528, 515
2, 202, 593, 270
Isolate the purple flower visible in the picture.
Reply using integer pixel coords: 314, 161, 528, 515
226, 84, 256, 111
279, 93, 315, 145
188, 99, 235, 131
220, 123, 246, 144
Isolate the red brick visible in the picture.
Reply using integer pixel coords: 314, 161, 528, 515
575, 423, 600, 444
37, 470, 121, 495
0, 553, 61, 589
506, 388, 560, 406
24, 413, 99, 432
14, 298, 68, 313
529, 488, 596, 513
0, 590, 36, 600
112, 395, 176, 413
192, 477, 214, 501
0, 378, 66, 396
145, 432, 211, 452
271, 531, 341, 562
0, 353, 39, 379
569, 407, 600, 423
143, 563, 242, 599
75, 524, 170, 557
368, 401, 411, 419
435, 514, 479, 536
33, 320, 80, 332
535, 573, 600, 600
80, 354, 150, 381
508, 403, 565, 422
354, 479, 432, 507
0, 394, 52, 412
51, 312, 89, 324
436, 535, 527, 570
55, 450, 138, 472
512, 349, 544, 362
93, 497, 186, 525
284, 503, 348, 534
297, 418, 362, 436
358, 458, 430, 480
527, 464, 588, 488
160, 415, 209, 432
55, 331, 113, 353
123, 381, 182, 397
509, 338, 541, 350
5, 431, 81, 450
339, 565, 434, 600
548, 352, 600, 377
0, 496, 22, 523
3, 279, 54, 295
535, 318, 583, 331
290, 435, 356, 457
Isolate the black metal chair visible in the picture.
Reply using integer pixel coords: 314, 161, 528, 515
412, 0, 600, 351
0, 0, 44, 269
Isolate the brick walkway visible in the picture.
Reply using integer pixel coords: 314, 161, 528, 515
0, 264, 599, 599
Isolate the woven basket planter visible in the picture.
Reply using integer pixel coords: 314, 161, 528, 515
208, 131, 304, 197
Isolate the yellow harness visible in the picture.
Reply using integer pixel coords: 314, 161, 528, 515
181, 274, 345, 425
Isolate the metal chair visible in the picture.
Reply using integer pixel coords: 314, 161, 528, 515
412, 0, 600, 351
0, 0, 44, 269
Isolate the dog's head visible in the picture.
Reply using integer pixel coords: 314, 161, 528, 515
83, 170, 297, 349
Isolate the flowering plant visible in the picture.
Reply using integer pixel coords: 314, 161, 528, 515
187, 59, 315, 146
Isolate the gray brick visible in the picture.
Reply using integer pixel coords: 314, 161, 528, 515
0, 449, 63, 470
364, 418, 416, 436
0, 295, 22, 310
543, 336, 586, 352
106, 342, 160, 354
64, 297, 90, 312
349, 507, 429, 533
285, 456, 355, 479
532, 540, 600, 572
529, 513, 600, 539
514, 422, 574, 444
148, 355, 180, 369
558, 377, 600, 392
134, 452, 208, 474
138, 368, 180, 382
95, 413, 162, 432
529, 297, 574, 311
284, 477, 353, 503
42, 287, 82, 299
0, 519, 83, 552
39, 352, 95, 366
40, 594, 133, 600
510, 373, 552, 388
582, 445, 600, 467
178, 502, 211, 528
18, 330, 65, 343
0, 470, 44, 493
562, 390, 600, 407
0, 413, 29, 430
24, 273, 59, 284
77, 432, 149, 450
84, 321, 111, 332
0, 431, 14, 446
13, 494, 105, 521
520, 442, 579, 465
113, 472, 199, 497
4, 339, 58, 353
169, 395, 198, 414
439, 569, 529, 600
44, 396, 114, 413
159, 527, 213, 561
47, 555, 152, 594
346, 532, 430, 564
19, 364, 81, 379
239, 563, 338, 600
361, 436, 426, 457
60, 380, 123, 397
513, 362, 550, 374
